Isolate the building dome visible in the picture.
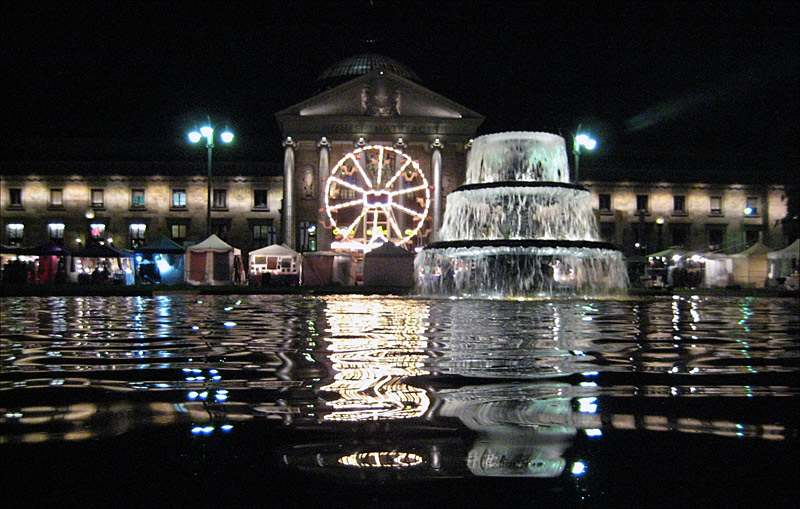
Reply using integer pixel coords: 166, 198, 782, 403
318, 53, 421, 84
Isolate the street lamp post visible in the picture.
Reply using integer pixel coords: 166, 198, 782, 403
189, 121, 234, 237
572, 128, 597, 182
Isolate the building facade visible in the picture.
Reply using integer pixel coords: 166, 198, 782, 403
0, 161, 282, 255
585, 181, 788, 255
0, 54, 793, 262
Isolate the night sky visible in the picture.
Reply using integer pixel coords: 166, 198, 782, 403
3, 0, 798, 182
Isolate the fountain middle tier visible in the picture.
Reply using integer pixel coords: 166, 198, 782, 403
438, 182, 599, 242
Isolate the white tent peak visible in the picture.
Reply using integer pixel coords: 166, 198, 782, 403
768, 239, 799, 259
190, 234, 233, 251
249, 243, 300, 257
731, 241, 771, 257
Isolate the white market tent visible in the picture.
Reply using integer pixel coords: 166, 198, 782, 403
767, 239, 799, 280
363, 242, 415, 287
730, 241, 771, 288
249, 244, 301, 275
702, 252, 733, 288
185, 235, 245, 286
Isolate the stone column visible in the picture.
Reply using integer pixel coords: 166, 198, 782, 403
317, 137, 331, 251
282, 136, 297, 249
430, 138, 444, 240
394, 138, 408, 239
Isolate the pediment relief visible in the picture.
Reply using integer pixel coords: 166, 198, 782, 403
278, 71, 482, 120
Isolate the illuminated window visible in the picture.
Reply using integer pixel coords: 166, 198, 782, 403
48, 223, 65, 245
636, 194, 649, 213
299, 221, 317, 252
172, 189, 186, 208
91, 189, 104, 208
6, 223, 24, 246
710, 196, 722, 215
673, 195, 686, 214
598, 193, 611, 212
50, 189, 64, 207
131, 189, 145, 208
253, 222, 276, 246
253, 189, 269, 209
745, 196, 759, 215
213, 189, 227, 209
90, 223, 106, 240
8, 188, 22, 208
171, 224, 187, 243
129, 223, 146, 249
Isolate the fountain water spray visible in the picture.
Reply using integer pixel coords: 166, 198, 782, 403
415, 132, 628, 298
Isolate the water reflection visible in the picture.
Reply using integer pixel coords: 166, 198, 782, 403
1, 294, 798, 502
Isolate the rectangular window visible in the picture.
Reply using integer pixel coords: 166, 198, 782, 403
8, 188, 22, 208
50, 189, 64, 207
745, 228, 760, 248
253, 189, 269, 209
130, 223, 146, 249
213, 189, 227, 209
636, 194, 649, 213
252, 223, 277, 246
172, 189, 187, 208
745, 196, 759, 216
707, 225, 725, 250
7, 223, 24, 246
673, 195, 686, 214
598, 193, 611, 212
671, 223, 690, 247
91, 189, 104, 208
90, 223, 106, 240
48, 223, 65, 245
599, 222, 614, 242
299, 221, 317, 252
131, 189, 145, 208
710, 196, 722, 215
171, 224, 187, 242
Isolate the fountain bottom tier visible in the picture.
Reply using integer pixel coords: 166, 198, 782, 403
415, 240, 628, 298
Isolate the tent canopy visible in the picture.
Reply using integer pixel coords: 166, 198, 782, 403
767, 239, 799, 260
249, 243, 299, 257
73, 244, 134, 258
730, 241, 771, 257
188, 234, 234, 251
647, 246, 689, 259
364, 242, 414, 258
21, 242, 69, 256
136, 236, 185, 254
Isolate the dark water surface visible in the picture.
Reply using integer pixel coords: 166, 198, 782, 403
2, 294, 798, 507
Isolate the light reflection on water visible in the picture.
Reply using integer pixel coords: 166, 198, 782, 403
1, 294, 798, 502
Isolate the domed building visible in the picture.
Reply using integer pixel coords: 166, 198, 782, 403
276, 53, 484, 254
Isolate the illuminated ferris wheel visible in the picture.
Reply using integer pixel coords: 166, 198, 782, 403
325, 145, 430, 250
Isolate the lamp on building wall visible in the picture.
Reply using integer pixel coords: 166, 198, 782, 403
572, 127, 597, 182
656, 216, 665, 251
188, 118, 234, 237
742, 206, 755, 249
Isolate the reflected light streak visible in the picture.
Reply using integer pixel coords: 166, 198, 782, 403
319, 297, 431, 422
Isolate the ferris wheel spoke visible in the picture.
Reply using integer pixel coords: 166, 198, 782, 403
387, 214, 404, 239
342, 209, 368, 239
346, 153, 373, 188
376, 146, 385, 187
328, 177, 365, 194
391, 202, 425, 219
327, 198, 364, 211
391, 183, 429, 196
383, 159, 412, 189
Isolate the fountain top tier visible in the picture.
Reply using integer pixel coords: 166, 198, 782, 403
466, 132, 570, 185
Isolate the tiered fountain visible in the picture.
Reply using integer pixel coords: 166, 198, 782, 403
415, 131, 628, 298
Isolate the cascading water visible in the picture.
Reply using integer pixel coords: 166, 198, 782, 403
415, 131, 628, 298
